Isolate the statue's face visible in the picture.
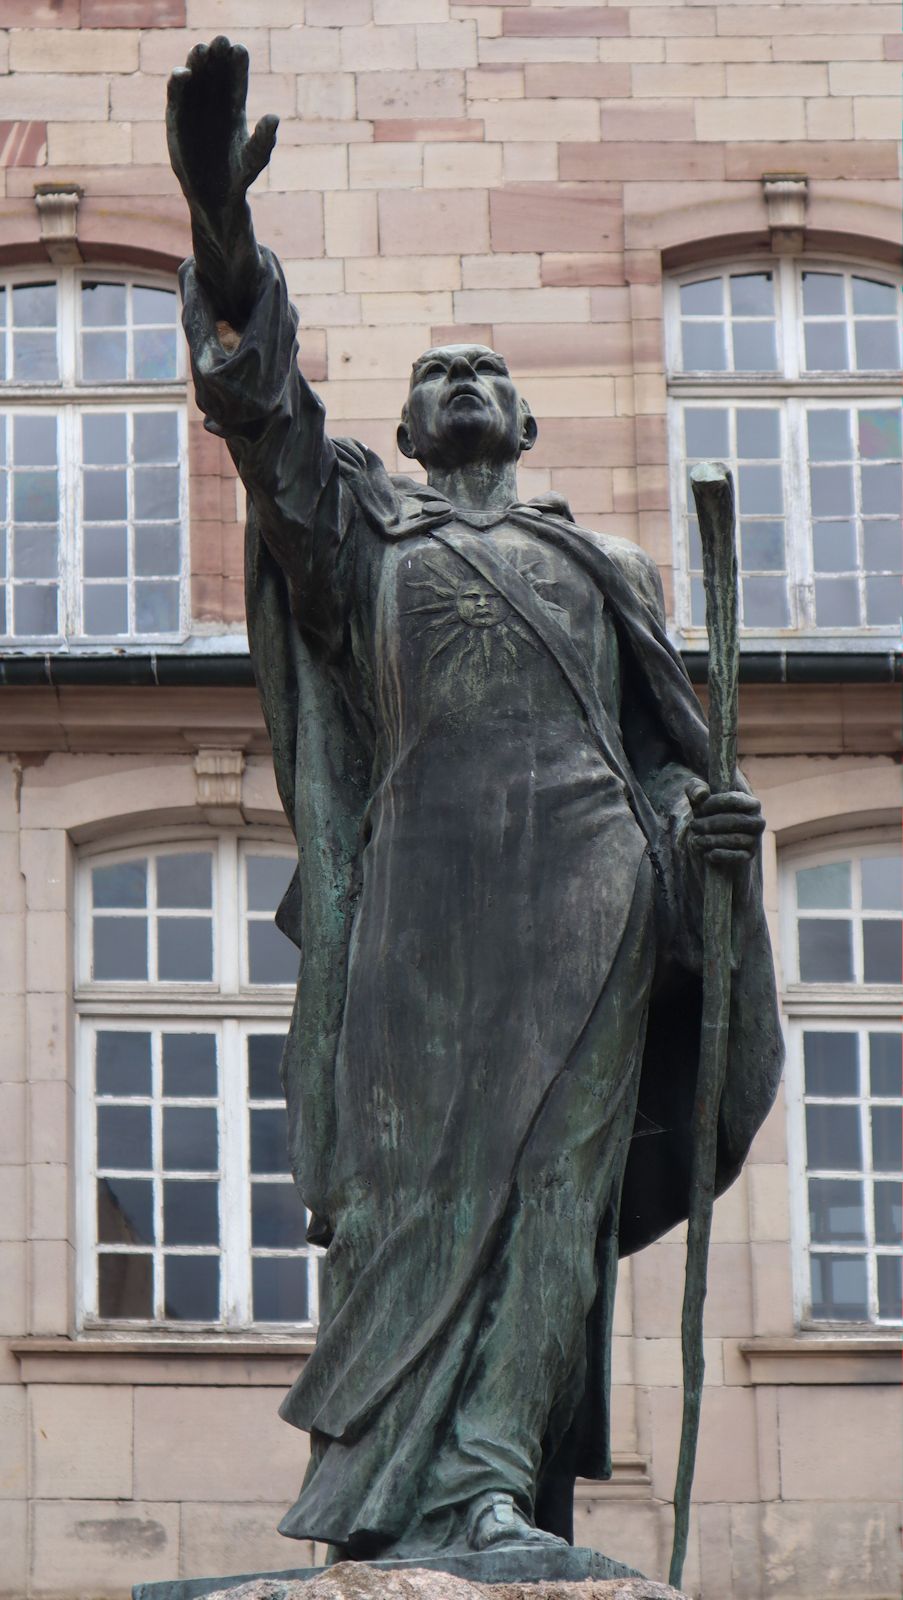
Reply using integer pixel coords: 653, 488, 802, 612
399, 345, 534, 470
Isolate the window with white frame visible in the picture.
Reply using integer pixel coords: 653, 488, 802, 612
0, 269, 187, 644
667, 259, 903, 637
782, 833, 902, 1327
76, 834, 322, 1330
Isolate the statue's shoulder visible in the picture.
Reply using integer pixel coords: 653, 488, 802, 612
567, 521, 666, 625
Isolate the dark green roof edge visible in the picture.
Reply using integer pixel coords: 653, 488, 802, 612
0, 652, 900, 688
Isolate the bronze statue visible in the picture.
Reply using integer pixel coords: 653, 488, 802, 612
167, 38, 782, 1569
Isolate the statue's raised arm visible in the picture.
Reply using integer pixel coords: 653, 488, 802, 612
166, 36, 278, 330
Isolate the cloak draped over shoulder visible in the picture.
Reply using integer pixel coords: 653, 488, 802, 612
180, 252, 784, 1554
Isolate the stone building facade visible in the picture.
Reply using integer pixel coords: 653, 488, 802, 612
0, 2, 900, 1597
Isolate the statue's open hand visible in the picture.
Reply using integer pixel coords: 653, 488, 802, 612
685, 779, 765, 872
166, 36, 277, 236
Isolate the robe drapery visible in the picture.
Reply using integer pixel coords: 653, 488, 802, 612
181, 254, 784, 1556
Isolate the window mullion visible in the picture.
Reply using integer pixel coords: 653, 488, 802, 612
222, 1016, 250, 1326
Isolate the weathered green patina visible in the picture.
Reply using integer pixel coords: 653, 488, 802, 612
167, 38, 783, 1570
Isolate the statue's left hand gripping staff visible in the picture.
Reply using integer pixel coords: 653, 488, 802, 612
166, 35, 279, 332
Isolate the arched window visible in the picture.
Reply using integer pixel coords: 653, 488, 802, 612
0, 267, 186, 644
76, 833, 320, 1330
781, 832, 902, 1327
667, 259, 902, 637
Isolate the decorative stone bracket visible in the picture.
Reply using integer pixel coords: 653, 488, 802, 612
34, 183, 84, 265
194, 746, 246, 824
762, 174, 809, 255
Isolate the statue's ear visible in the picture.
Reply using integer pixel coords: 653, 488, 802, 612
397, 409, 417, 460
518, 401, 538, 456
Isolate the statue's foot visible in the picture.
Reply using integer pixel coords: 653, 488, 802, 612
466, 1492, 568, 1553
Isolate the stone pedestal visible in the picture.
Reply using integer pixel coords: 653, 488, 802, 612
133, 1552, 689, 1600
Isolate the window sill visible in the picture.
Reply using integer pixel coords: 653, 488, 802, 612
10, 1334, 316, 1386
740, 1335, 900, 1385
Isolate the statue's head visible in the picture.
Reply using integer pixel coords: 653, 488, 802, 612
397, 345, 537, 472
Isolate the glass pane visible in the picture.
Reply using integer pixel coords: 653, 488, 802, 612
134, 524, 179, 578
733, 322, 777, 372
162, 1033, 217, 1098
799, 918, 854, 982
82, 330, 127, 383
93, 859, 147, 909
134, 329, 178, 382
157, 851, 212, 910
684, 408, 729, 460
861, 464, 902, 516
737, 465, 782, 515
250, 1107, 289, 1175
741, 522, 784, 572
13, 470, 57, 522
802, 273, 844, 316
866, 576, 902, 626
133, 287, 177, 326
871, 1107, 902, 1172
81, 283, 127, 327
93, 915, 148, 980
862, 920, 902, 983
680, 278, 722, 316
135, 580, 179, 634
863, 522, 900, 571
133, 412, 179, 463
689, 576, 705, 626
14, 415, 56, 466
807, 410, 851, 461
96, 1030, 151, 1097
852, 278, 897, 316
247, 1034, 284, 1100
157, 916, 213, 982
252, 1257, 307, 1322
13, 284, 56, 328
797, 861, 851, 911
681, 322, 726, 372
82, 412, 127, 465
737, 409, 780, 459
815, 578, 860, 628
246, 855, 292, 913
163, 1179, 219, 1246
855, 320, 900, 371
84, 525, 128, 579
134, 467, 178, 522
164, 1254, 219, 1321
162, 1106, 218, 1172
14, 528, 57, 580
806, 1103, 861, 1170
804, 1031, 858, 1097
870, 1034, 902, 1098
83, 584, 128, 636
809, 465, 854, 519
808, 1177, 864, 1244
730, 272, 773, 317
810, 1253, 867, 1320
876, 1255, 901, 1321
97, 1104, 152, 1171
13, 584, 57, 636
859, 408, 902, 461
98, 1252, 152, 1319
251, 1183, 304, 1248
874, 1182, 902, 1245
83, 470, 127, 522
861, 856, 903, 912
97, 1177, 154, 1245
804, 323, 848, 372
812, 522, 856, 574
248, 920, 299, 986
742, 576, 789, 628
12, 333, 57, 382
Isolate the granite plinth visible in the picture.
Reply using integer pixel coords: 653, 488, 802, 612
132, 1546, 648, 1600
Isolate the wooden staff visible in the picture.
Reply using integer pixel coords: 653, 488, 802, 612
669, 462, 739, 1593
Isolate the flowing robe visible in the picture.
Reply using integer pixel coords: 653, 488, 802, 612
181, 254, 784, 1557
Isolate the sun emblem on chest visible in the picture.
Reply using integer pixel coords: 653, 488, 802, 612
402, 553, 558, 673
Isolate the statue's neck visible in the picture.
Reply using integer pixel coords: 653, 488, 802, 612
425, 459, 519, 515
